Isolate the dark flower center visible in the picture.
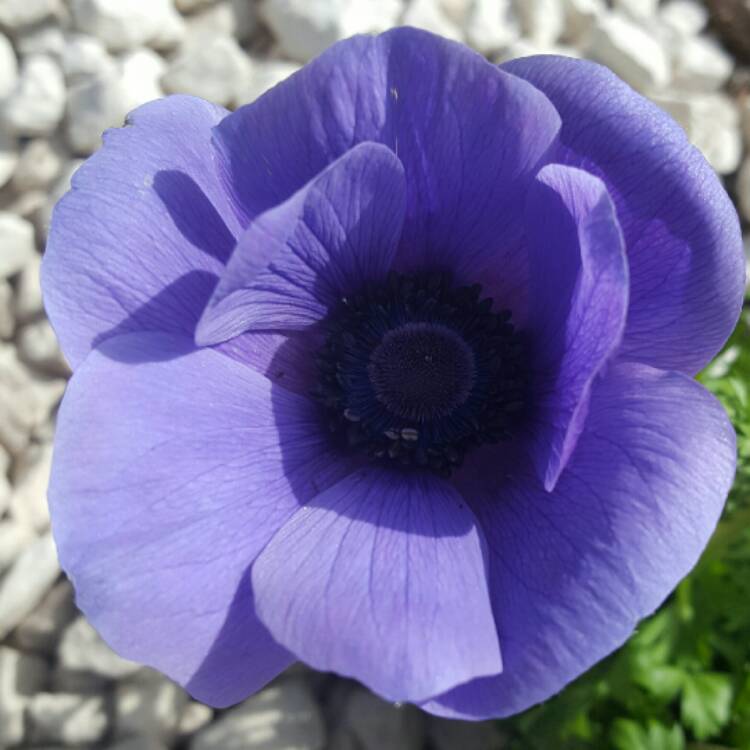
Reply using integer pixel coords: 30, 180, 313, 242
314, 272, 527, 476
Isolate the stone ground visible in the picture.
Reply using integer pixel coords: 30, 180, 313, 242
0, 0, 749, 748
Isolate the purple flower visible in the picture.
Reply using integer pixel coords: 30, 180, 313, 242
42, 28, 744, 719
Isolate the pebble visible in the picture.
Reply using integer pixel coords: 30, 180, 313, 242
61, 33, 117, 82
262, 0, 404, 62
0, 0, 62, 30
14, 253, 44, 323
119, 48, 166, 113
0, 212, 35, 279
59, 615, 143, 680
237, 58, 300, 105
0, 646, 50, 747
737, 156, 750, 222
673, 36, 733, 91
427, 716, 506, 750
191, 679, 326, 750
613, 0, 658, 20
115, 672, 189, 742
65, 71, 129, 154
517, 0, 565, 46
178, 701, 215, 737
0, 125, 18, 190
0, 518, 35, 574
9, 441, 54, 531
0, 32, 19, 100
561, 0, 605, 43
0, 279, 13, 339
16, 21, 67, 58
11, 579, 77, 654
464, 0, 520, 55
587, 12, 671, 92
109, 738, 170, 750
0, 532, 60, 640
162, 34, 251, 108
71, 0, 184, 52
12, 137, 65, 192
402, 0, 464, 41
659, 0, 708, 36
28, 692, 109, 745
340, 688, 425, 750
1, 55, 66, 137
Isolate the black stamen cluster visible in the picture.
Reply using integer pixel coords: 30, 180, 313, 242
313, 271, 527, 477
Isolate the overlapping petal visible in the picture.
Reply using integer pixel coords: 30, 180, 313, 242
503, 55, 745, 374
213, 27, 560, 295
49, 332, 354, 707
42, 96, 243, 370
252, 468, 502, 703
525, 163, 628, 490
196, 142, 406, 344
426, 363, 735, 719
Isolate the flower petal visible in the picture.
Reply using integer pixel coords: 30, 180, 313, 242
503, 56, 744, 374
42, 96, 242, 370
526, 164, 628, 491
425, 362, 735, 719
252, 468, 502, 703
196, 142, 406, 344
213, 27, 560, 289
49, 332, 352, 707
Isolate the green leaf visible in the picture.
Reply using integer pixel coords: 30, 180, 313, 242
610, 719, 685, 750
680, 672, 733, 740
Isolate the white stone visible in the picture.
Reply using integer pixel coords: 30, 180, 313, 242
119, 49, 166, 113
162, 35, 251, 108
12, 137, 64, 192
0, 212, 35, 278
0, 279, 12, 340
12, 579, 76, 653
465, 0, 520, 55
654, 91, 742, 174
59, 616, 143, 680
561, 0, 604, 43
673, 36, 733, 91
191, 680, 326, 750
402, 0, 464, 42
262, 0, 404, 62
0, 532, 60, 640
237, 58, 300, 105
737, 157, 750, 223
0, 519, 35, 573
178, 702, 214, 737
587, 12, 670, 92
9, 441, 53, 531
16, 22, 66, 58
741, 96, 750, 148
115, 673, 189, 742
71, 0, 184, 52
66, 71, 128, 155
0, 126, 18, 190
61, 33, 117, 82
184, 1, 238, 39
0, 0, 61, 29
659, 0, 707, 36
28, 693, 109, 745
109, 738, 170, 750
175, 0, 219, 11
0, 646, 49, 747
149, 3, 187, 51
440, 0, 472, 24
1, 55, 65, 137
613, 0, 658, 20
14, 253, 43, 323
2, 189, 46, 224
0, 343, 64, 455
0, 33, 19, 100
340, 689, 424, 750
231, 0, 259, 40
516, 0, 564, 45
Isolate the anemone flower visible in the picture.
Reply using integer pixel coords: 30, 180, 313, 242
42, 28, 744, 719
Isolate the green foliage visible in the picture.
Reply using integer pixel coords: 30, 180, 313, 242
500, 306, 750, 750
